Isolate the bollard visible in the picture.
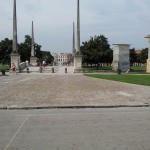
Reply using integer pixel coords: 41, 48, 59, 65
40, 67, 42, 73
1, 70, 5, 75
65, 68, 67, 73
26, 67, 29, 73
52, 68, 54, 73
117, 68, 121, 74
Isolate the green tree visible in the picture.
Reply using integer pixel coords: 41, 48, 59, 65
19, 35, 43, 62
0, 38, 13, 65
19, 35, 31, 62
141, 48, 148, 63
130, 48, 137, 65
37, 51, 54, 64
81, 35, 112, 67
0, 35, 53, 65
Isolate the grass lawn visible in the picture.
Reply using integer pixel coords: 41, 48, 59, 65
85, 74, 150, 86
82, 66, 112, 71
83, 66, 146, 71
130, 66, 146, 71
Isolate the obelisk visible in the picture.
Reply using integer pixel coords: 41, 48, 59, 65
76, 0, 80, 54
74, 0, 82, 72
72, 22, 76, 55
145, 35, 150, 72
31, 21, 35, 57
30, 21, 37, 66
10, 0, 20, 69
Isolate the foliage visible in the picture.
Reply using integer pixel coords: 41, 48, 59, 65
0, 35, 53, 65
81, 35, 113, 66
130, 48, 148, 64
141, 48, 148, 63
37, 51, 54, 64
85, 74, 150, 86
0, 38, 13, 65
130, 66, 146, 71
0, 66, 10, 70
130, 48, 137, 64
19, 35, 32, 62
82, 66, 112, 71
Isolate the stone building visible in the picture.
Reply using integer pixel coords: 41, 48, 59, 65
52, 53, 73, 66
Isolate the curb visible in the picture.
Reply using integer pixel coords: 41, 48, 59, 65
0, 104, 149, 110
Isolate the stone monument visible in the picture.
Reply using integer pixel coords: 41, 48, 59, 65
112, 44, 130, 72
10, 0, 20, 69
72, 22, 76, 55
74, 0, 82, 73
30, 21, 37, 66
145, 35, 150, 73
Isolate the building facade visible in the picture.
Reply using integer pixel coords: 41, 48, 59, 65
52, 53, 73, 66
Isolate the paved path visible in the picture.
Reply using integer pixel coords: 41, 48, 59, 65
25, 66, 74, 74
0, 107, 150, 150
0, 70, 150, 108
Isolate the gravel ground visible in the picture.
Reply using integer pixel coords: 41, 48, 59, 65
0, 72, 150, 108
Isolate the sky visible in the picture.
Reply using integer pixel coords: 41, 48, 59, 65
1, 0, 150, 53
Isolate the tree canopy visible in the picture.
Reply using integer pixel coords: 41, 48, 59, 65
130, 48, 148, 64
81, 35, 113, 66
0, 38, 13, 65
0, 35, 53, 65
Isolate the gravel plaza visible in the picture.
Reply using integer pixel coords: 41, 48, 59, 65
0, 66, 150, 109
1, 68, 150, 150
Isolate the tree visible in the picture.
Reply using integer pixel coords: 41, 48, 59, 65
19, 35, 31, 62
130, 48, 137, 65
37, 51, 54, 64
141, 48, 148, 63
19, 35, 44, 62
0, 35, 53, 65
0, 38, 13, 65
81, 35, 112, 66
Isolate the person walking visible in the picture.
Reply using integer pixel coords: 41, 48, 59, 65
12, 63, 16, 75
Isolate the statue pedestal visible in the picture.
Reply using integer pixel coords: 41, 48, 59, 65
30, 57, 37, 66
10, 52, 20, 69
146, 59, 150, 73
112, 44, 130, 72
74, 55, 82, 73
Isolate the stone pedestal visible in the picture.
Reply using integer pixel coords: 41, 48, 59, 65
112, 44, 130, 72
74, 55, 82, 73
10, 52, 20, 69
146, 59, 150, 73
145, 35, 150, 73
30, 57, 37, 66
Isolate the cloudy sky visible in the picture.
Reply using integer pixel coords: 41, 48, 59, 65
1, 0, 150, 53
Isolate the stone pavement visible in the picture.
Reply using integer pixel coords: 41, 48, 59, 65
1, 107, 150, 150
24, 66, 74, 74
0, 67, 150, 109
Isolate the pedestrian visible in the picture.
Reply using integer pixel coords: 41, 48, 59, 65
12, 63, 16, 75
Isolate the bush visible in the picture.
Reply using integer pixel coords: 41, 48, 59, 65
0, 66, 10, 71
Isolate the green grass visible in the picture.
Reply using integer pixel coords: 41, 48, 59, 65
0, 66, 10, 71
82, 66, 112, 71
130, 66, 146, 71
85, 74, 150, 86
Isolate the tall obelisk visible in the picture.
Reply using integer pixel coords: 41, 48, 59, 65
72, 22, 76, 55
30, 21, 37, 66
31, 21, 35, 57
74, 0, 82, 72
76, 0, 80, 54
145, 35, 150, 72
11, 0, 20, 69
